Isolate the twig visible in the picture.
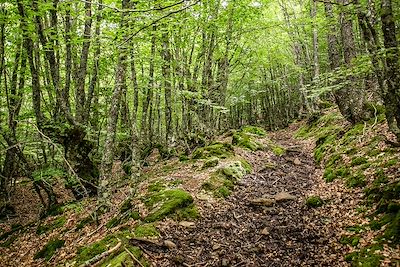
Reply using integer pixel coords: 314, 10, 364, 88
124, 247, 145, 267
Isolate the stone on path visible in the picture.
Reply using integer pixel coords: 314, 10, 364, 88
274, 191, 297, 202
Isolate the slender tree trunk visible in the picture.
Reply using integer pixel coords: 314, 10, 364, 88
98, 0, 129, 208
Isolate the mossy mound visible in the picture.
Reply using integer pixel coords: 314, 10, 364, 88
202, 160, 251, 198
75, 233, 148, 267
220, 161, 251, 180
232, 132, 263, 151
306, 196, 324, 208
134, 224, 159, 238
34, 238, 65, 261
203, 157, 219, 169
192, 142, 234, 159
143, 189, 194, 222
240, 125, 266, 137
345, 244, 383, 266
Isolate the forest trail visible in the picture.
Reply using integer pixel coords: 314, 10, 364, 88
147, 127, 348, 266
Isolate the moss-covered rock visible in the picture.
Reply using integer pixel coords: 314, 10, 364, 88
143, 189, 194, 222
232, 132, 263, 151
306, 196, 324, 208
340, 235, 360, 247
34, 238, 65, 261
203, 157, 219, 168
344, 244, 383, 266
100, 248, 149, 267
220, 161, 250, 181
192, 142, 234, 159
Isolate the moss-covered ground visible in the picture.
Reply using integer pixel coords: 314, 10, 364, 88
296, 109, 399, 266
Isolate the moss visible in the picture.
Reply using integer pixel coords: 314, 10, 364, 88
383, 210, 400, 244
239, 159, 252, 173
346, 225, 365, 234
326, 154, 342, 168
271, 145, 286, 156
178, 154, 189, 162
367, 149, 380, 157
76, 235, 118, 264
373, 169, 388, 185
134, 224, 159, 238
203, 157, 219, 168
0, 224, 24, 248
343, 123, 364, 145
344, 245, 383, 267
340, 235, 360, 247
323, 167, 337, 182
215, 186, 231, 198
32, 167, 66, 183
148, 181, 166, 192
220, 161, 249, 181
169, 179, 184, 187
36, 216, 66, 235
314, 135, 336, 163
192, 142, 234, 159
76, 215, 94, 230
346, 173, 366, 188
351, 157, 368, 166
240, 125, 266, 137
34, 239, 65, 261
143, 189, 194, 222
306, 196, 324, 208
101, 248, 149, 267
232, 132, 262, 151
383, 158, 398, 168
173, 204, 199, 220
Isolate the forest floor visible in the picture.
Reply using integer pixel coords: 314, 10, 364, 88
1, 114, 399, 266
149, 124, 351, 266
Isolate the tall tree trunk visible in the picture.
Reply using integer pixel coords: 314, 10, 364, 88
98, 0, 128, 208
162, 31, 173, 144
380, 0, 400, 139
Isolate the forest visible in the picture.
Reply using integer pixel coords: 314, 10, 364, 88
0, 0, 399, 266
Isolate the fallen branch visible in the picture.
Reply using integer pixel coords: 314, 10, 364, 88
80, 241, 122, 267
124, 247, 145, 267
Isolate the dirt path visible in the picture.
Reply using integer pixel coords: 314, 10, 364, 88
148, 130, 349, 266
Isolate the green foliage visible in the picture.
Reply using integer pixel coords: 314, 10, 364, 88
36, 216, 66, 235
143, 189, 194, 222
34, 239, 65, 261
148, 181, 166, 192
240, 125, 266, 137
305, 196, 324, 208
232, 132, 263, 151
32, 167, 66, 183
345, 245, 383, 267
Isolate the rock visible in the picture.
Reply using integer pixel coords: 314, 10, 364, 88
293, 158, 301, 165
164, 240, 177, 249
274, 192, 297, 202
179, 221, 195, 228
261, 228, 269, 235
249, 197, 276, 206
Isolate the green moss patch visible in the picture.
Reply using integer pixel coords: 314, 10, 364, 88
306, 196, 324, 208
143, 189, 194, 222
241, 125, 266, 137
36, 216, 66, 235
76, 235, 118, 264
192, 142, 234, 159
232, 132, 263, 151
34, 238, 65, 261
344, 244, 383, 266
134, 224, 159, 238
203, 157, 219, 169
351, 157, 368, 166
340, 235, 361, 247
